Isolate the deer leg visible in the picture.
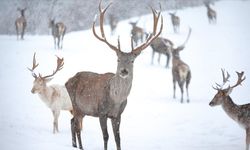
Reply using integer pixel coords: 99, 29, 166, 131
158, 53, 161, 64
57, 37, 60, 50
246, 128, 250, 150
186, 71, 191, 103
53, 37, 56, 49
165, 53, 170, 68
151, 51, 155, 65
178, 81, 184, 103
52, 110, 60, 133
112, 116, 121, 150
71, 117, 77, 148
99, 116, 109, 150
173, 77, 176, 99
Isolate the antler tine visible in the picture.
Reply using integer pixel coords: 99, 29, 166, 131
230, 71, 246, 89
28, 52, 39, 78
132, 6, 163, 54
92, 0, 120, 52
41, 55, 64, 79
221, 68, 230, 84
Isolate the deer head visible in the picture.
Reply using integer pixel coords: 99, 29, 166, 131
28, 53, 64, 94
17, 8, 27, 17
209, 69, 246, 106
92, 0, 163, 79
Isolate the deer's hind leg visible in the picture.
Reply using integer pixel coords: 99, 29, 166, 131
71, 116, 83, 149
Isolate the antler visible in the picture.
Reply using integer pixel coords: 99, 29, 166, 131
92, 0, 163, 55
28, 52, 39, 78
230, 71, 246, 89
39, 55, 64, 79
92, 0, 121, 53
213, 69, 230, 90
213, 69, 246, 91
132, 6, 163, 55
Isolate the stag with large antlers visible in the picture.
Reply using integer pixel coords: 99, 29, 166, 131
65, 1, 162, 149
15, 8, 27, 40
163, 28, 192, 103
28, 53, 73, 133
209, 69, 250, 150
49, 19, 66, 49
205, 2, 217, 24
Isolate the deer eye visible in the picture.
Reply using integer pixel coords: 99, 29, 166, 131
117, 59, 120, 62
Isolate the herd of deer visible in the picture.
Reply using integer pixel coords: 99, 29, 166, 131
24, 1, 249, 150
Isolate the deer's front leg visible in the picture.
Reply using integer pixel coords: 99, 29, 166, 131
99, 116, 109, 150
246, 128, 250, 150
112, 116, 121, 150
52, 110, 60, 133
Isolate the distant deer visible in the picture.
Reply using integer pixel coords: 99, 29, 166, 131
169, 12, 180, 33
209, 69, 249, 150
163, 28, 192, 103
28, 53, 73, 133
205, 2, 217, 24
15, 8, 27, 40
129, 20, 145, 46
150, 37, 173, 68
109, 14, 118, 35
49, 19, 66, 49
65, 1, 162, 150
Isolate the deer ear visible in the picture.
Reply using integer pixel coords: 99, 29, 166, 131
225, 87, 233, 96
44, 78, 53, 83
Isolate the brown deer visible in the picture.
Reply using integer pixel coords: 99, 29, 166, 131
28, 53, 73, 133
129, 20, 145, 46
209, 69, 250, 150
15, 8, 27, 40
163, 28, 192, 103
169, 12, 180, 33
205, 2, 217, 24
109, 14, 118, 35
65, 1, 162, 149
150, 37, 173, 68
49, 19, 66, 50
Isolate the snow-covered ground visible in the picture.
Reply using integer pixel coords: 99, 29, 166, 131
0, 0, 250, 150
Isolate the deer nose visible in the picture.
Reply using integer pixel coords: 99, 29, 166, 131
31, 88, 36, 94
209, 101, 215, 106
120, 69, 129, 78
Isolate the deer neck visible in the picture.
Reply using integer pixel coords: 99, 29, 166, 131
221, 96, 241, 122
109, 71, 133, 104
37, 86, 55, 108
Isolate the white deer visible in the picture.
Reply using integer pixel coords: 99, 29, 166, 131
28, 53, 73, 133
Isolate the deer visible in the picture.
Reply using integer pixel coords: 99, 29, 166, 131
169, 12, 180, 33
129, 20, 145, 46
15, 8, 27, 40
28, 53, 73, 134
150, 37, 173, 68
205, 2, 217, 24
65, 1, 163, 149
163, 28, 192, 103
49, 19, 66, 50
209, 69, 250, 150
109, 14, 118, 35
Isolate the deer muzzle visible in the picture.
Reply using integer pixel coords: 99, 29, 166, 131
120, 69, 129, 78
209, 101, 215, 107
